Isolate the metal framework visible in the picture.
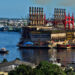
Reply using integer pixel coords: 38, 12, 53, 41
44, 13, 74, 30
64, 13, 74, 30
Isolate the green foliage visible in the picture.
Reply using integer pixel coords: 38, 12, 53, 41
15, 65, 32, 75
8, 70, 17, 75
33, 61, 66, 75
33, 69, 45, 75
9, 61, 66, 75
9, 64, 32, 75
65, 68, 75, 75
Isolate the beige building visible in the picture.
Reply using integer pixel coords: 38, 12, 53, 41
0, 60, 35, 72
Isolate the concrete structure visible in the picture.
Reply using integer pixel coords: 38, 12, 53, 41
0, 60, 36, 72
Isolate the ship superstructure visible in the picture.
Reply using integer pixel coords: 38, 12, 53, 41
18, 27, 51, 48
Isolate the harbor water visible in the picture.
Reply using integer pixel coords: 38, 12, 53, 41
0, 32, 75, 66
0, 32, 49, 64
0, 32, 21, 62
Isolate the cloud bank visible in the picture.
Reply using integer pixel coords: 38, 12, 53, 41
30, 0, 52, 5
30, 0, 75, 7
60, 0, 75, 6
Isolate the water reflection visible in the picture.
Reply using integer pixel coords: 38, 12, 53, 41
48, 49, 57, 62
1, 32, 75, 66
19, 48, 75, 66
19, 48, 49, 64
57, 49, 75, 66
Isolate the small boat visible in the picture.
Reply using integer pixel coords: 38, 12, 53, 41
0, 48, 9, 54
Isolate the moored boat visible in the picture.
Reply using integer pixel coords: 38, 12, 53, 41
0, 48, 9, 54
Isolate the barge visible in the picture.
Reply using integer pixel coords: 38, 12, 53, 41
18, 27, 51, 49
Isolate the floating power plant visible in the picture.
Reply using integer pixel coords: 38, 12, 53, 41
18, 7, 75, 49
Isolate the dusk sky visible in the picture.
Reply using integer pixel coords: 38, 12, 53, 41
0, 0, 75, 18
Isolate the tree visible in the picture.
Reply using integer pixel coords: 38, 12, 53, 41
33, 61, 66, 75
8, 70, 17, 75
16, 65, 32, 75
33, 69, 45, 75
8, 64, 32, 75
65, 68, 75, 75
8, 61, 66, 75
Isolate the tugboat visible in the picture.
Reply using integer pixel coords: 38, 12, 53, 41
0, 48, 9, 54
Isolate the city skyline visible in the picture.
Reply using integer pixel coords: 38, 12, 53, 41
0, 0, 75, 18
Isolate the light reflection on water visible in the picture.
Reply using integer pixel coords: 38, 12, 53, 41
19, 48, 75, 66
19, 48, 49, 64
56, 49, 75, 66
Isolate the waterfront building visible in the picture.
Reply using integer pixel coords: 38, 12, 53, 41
0, 18, 28, 27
